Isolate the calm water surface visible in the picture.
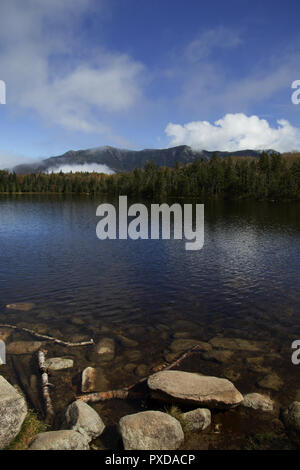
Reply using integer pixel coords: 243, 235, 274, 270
0, 194, 300, 438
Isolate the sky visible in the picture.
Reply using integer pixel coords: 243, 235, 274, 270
1, 0, 300, 168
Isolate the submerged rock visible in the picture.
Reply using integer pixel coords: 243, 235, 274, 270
0, 376, 27, 449
45, 357, 74, 370
62, 400, 105, 442
201, 349, 233, 364
119, 410, 184, 450
170, 339, 209, 353
147, 370, 243, 409
6, 341, 42, 355
181, 408, 211, 431
135, 364, 149, 377
29, 430, 89, 450
125, 349, 142, 362
6, 302, 35, 311
210, 337, 266, 352
257, 373, 283, 391
117, 335, 139, 348
95, 338, 115, 360
81, 366, 109, 393
242, 393, 274, 412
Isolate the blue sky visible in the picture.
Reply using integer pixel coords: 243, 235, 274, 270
1, 0, 300, 168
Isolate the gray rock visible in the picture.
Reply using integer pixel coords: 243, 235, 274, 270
6, 341, 42, 355
242, 393, 274, 411
62, 400, 105, 442
147, 370, 243, 409
282, 401, 300, 446
0, 376, 27, 449
29, 430, 89, 450
45, 357, 74, 370
81, 366, 109, 393
181, 408, 211, 431
119, 410, 184, 450
95, 338, 115, 360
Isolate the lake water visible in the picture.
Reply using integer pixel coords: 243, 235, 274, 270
0, 195, 300, 447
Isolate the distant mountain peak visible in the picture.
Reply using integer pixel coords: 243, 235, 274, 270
13, 145, 277, 174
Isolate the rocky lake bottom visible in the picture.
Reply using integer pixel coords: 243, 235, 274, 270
1, 302, 300, 450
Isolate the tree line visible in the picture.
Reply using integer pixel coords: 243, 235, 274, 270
1, 152, 300, 200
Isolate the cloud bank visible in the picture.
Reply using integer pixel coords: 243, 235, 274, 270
0, 0, 144, 136
165, 114, 300, 152
47, 163, 114, 174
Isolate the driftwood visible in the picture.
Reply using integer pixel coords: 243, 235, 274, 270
78, 344, 202, 403
38, 349, 55, 424
0, 323, 94, 347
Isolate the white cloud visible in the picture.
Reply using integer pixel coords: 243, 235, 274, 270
185, 27, 242, 62
47, 163, 114, 174
0, 0, 145, 135
165, 113, 300, 152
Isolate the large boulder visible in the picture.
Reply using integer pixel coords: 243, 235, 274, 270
0, 376, 27, 449
29, 430, 89, 450
119, 410, 184, 450
62, 400, 105, 442
242, 393, 274, 412
181, 408, 211, 431
147, 371, 243, 409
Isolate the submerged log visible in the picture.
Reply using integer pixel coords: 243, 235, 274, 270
38, 349, 55, 424
78, 344, 202, 403
0, 323, 94, 347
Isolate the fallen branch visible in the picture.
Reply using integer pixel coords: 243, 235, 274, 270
38, 349, 55, 424
78, 344, 201, 403
0, 323, 94, 347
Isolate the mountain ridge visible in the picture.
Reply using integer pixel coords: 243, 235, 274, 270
13, 145, 278, 174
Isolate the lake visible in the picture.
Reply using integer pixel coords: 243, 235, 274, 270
0, 194, 300, 447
